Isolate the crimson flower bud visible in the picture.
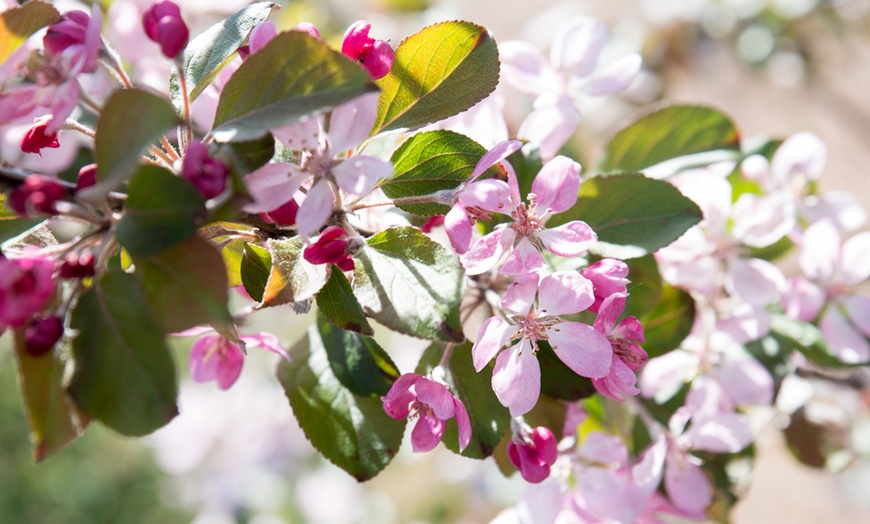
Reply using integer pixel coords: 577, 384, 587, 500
341, 21, 394, 80
59, 250, 96, 279
142, 0, 189, 59
7, 175, 66, 216
303, 226, 354, 271
508, 425, 559, 483
259, 198, 299, 227
24, 316, 64, 356
419, 215, 445, 233
20, 117, 60, 156
181, 140, 228, 200
76, 163, 97, 191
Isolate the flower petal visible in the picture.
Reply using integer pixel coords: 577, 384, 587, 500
537, 271, 595, 317
411, 413, 445, 452
800, 219, 840, 282
415, 379, 456, 420
518, 94, 580, 161
840, 231, 870, 286
665, 456, 713, 516
537, 221, 597, 257
328, 92, 380, 152
242, 162, 306, 213
296, 179, 335, 238
582, 53, 642, 96
472, 317, 515, 371
492, 341, 541, 416
550, 16, 607, 78
820, 307, 870, 364
461, 228, 513, 275
445, 203, 473, 254
772, 131, 827, 184
240, 332, 289, 362
726, 256, 785, 306
499, 40, 555, 95
844, 296, 870, 338
501, 273, 539, 315
470, 140, 522, 181
500, 237, 546, 276
332, 155, 393, 197
531, 155, 581, 214
453, 398, 472, 451
687, 412, 753, 453
547, 321, 612, 378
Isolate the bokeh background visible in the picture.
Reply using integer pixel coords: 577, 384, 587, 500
2, 0, 870, 522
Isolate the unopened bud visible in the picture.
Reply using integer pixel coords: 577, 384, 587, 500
76, 163, 97, 191
341, 21, 394, 80
259, 198, 299, 226
7, 175, 66, 216
181, 140, 228, 200
20, 117, 60, 156
24, 316, 64, 356
142, 0, 189, 59
59, 250, 96, 279
303, 226, 355, 271
507, 425, 558, 483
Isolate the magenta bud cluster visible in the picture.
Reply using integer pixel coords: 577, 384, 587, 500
142, 0, 189, 59
181, 140, 228, 200
7, 175, 65, 217
303, 226, 355, 271
24, 316, 64, 356
341, 21, 395, 80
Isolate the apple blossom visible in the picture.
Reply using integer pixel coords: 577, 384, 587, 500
591, 292, 648, 401
183, 328, 289, 390
0, 254, 55, 329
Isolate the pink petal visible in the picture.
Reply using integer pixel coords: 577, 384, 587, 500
844, 296, 870, 338
453, 398, 472, 451
537, 271, 595, 316
473, 317, 515, 371
189, 335, 222, 383
547, 321, 612, 378
840, 231, 870, 286
240, 332, 289, 362
665, 456, 712, 516
470, 139, 522, 181
731, 192, 795, 248
800, 219, 839, 282
458, 179, 512, 214
500, 273, 539, 315
714, 358, 773, 406
215, 343, 245, 390
687, 412, 753, 453
582, 53, 642, 96
296, 180, 335, 238
593, 292, 627, 335
271, 115, 323, 151
726, 256, 785, 306
781, 276, 825, 322
820, 307, 870, 364
411, 413, 445, 452
492, 341, 541, 416
531, 155, 581, 214
242, 162, 306, 213
382, 373, 422, 419
332, 155, 392, 196
328, 92, 380, 152
415, 379, 456, 420
537, 220, 597, 257
577, 432, 629, 464
550, 16, 607, 78
248, 21, 277, 55
461, 228, 513, 275
614, 317, 645, 346
499, 40, 555, 96
500, 237, 546, 276
592, 355, 641, 401
772, 131, 827, 184
639, 351, 698, 399
518, 94, 580, 161
445, 203, 473, 254
803, 191, 867, 231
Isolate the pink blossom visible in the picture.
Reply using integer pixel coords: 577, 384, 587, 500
0, 254, 56, 329
185, 329, 289, 390
472, 271, 611, 415
341, 21, 394, 79
460, 155, 596, 276
581, 258, 629, 313
508, 423, 558, 483
43, 6, 102, 75
142, 0, 189, 59
591, 293, 648, 401
381, 373, 471, 452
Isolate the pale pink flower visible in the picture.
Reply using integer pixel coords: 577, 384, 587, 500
500, 17, 641, 159
0, 254, 56, 329
460, 155, 596, 276
473, 271, 611, 415
581, 258, 629, 313
381, 373, 471, 452
243, 92, 392, 238
591, 292, 648, 401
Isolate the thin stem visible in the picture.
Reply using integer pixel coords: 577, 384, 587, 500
77, 86, 103, 115
62, 119, 96, 139
349, 193, 443, 212
99, 37, 134, 88
160, 136, 180, 162
438, 343, 456, 369
176, 63, 193, 153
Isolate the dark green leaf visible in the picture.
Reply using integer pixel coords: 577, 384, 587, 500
372, 21, 499, 134
211, 31, 378, 142
262, 237, 329, 307
551, 173, 703, 259
93, 89, 179, 194
116, 166, 206, 257
223, 133, 276, 174
240, 242, 271, 303
639, 283, 694, 358
173, 2, 278, 105
134, 236, 231, 333
278, 326, 405, 481
382, 130, 500, 216
0, 1, 60, 64
0, 195, 43, 243
537, 340, 597, 401
353, 226, 464, 342
317, 314, 399, 397
12, 331, 84, 461
598, 105, 740, 174
316, 267, 374, 336
416, 342, 510, 458
68, 271, 178, 436
622, 255, 663, 320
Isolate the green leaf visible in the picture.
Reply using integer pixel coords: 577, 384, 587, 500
537, 340, 597, 401
598, 105, 741, 174
68, 271, 178, 436
0, 1, 60, 65
353, 226, 464, 342
551, 173, 703, 259
639, 283, 694, 359
211, 31, 378, 142
173, 2, 278, 106
12, 331, 84, 461
317, 314, 399, 397
222, 133, 276, 175
278, 325, 405, 481
416, 342, 510, 458
0, 195, 44, 243
316, 267, 374, 336
262, 237, 329, 307
134, 236, 231, 333
240, 242, 271, 303
221, 238, 246, 287
382, 130, 499, 216
622, 255, 663, 320
116, 166, 206, 257
93, 89, 179, 194
372, 21, 499, 134
769, 314, 868, 368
